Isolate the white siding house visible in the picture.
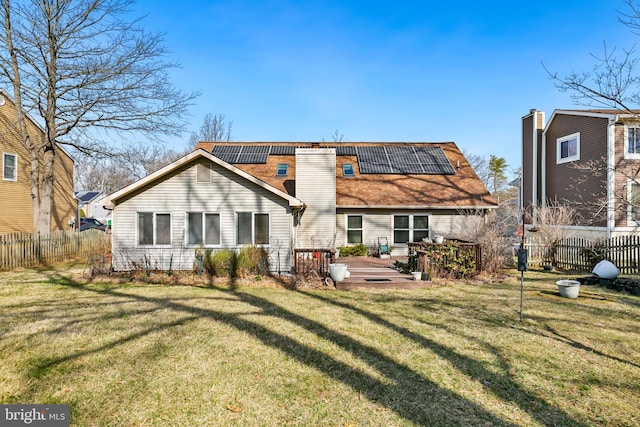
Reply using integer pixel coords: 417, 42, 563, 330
295, 148, 337, 248
102, 150, 304, 273
103, 142, 497, 274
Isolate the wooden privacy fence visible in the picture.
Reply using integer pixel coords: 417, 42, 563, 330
523, 235, 640, 275
0, 229, 110, 270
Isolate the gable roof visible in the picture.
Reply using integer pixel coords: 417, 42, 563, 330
195, 141, 497, 209
101, 149, 305, 208
546, 109, 640, 126
0, 88, 75, 163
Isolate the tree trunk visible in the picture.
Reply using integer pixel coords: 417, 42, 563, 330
37, 145, 55, 233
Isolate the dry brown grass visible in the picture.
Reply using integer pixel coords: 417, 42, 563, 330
1, 264, 639, 426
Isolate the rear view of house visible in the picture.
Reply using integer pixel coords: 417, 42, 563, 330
102, 142, 497, 274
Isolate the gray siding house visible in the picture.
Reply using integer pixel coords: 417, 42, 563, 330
522, 109, 640, 239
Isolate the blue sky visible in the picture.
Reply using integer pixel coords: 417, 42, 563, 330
132, 0, 634, 175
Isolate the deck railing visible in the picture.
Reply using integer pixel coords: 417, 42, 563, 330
293, 248, 335, 278
408, 240, 482, 277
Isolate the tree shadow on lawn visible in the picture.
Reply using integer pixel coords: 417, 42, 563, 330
36, 273, 522, 426
388, 289, 640, 371
303, 291, 588, 427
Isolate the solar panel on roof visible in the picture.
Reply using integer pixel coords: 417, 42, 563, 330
356, 145, 455, 175
211, 145, 241, 163
357, 146, 393, 174
236, 152, 268, 163
334, 146, 357, 156
269, 145, 296, 155
384, 146, 424, 174
414, 146, 455, 174
212, 145, 241, 154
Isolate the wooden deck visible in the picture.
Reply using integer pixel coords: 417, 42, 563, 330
332, 256, 429, 290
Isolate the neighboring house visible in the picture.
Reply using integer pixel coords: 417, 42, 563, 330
101, 142, 497, 273
0, 89, 76, 235
522, 109, 640, 239
75, 190, 110, 223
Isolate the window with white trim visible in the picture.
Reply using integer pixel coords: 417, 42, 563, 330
276, 163, 288, 177
237, 212, 270, 245
557, 132, 580, 164
346, 215, 363, 244
628, 180, 640, 223
3, 153, 17, 181
137, 212, 171, 245
187, 212, 220, 246
625, 125, 640, 159
393, 214, 429, 244
342, 163, 355, 177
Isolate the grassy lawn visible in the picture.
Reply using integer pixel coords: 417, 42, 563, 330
1, 265, 639, 426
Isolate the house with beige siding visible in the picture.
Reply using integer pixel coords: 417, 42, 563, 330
102, 142, 496, 274
522, 109, 640, 239
0, 89, 76, 235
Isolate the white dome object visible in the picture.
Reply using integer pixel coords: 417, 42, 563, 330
592, 260, 619, 280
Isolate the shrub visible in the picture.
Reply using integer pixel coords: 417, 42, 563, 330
237, 246, 270, 277
421, 241, 476, 278
201, 248, 235, 277
338, 243, 368, 257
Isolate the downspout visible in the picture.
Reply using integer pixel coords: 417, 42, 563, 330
538, 117, 546, 228
607, 118, 616, 239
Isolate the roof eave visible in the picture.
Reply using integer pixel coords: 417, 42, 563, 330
336, 204, 498, 210
101, 149, 304, 208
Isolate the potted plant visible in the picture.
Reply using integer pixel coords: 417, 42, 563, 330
556, 280, 580, 299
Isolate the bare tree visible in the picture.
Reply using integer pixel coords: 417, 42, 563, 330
322, 129, 345, 143
188, 113, 233, 148
76, 141, 185, 195
533, 201, 582, 267
462, 149, 489, 188
546, 1, 640, 112
567, 155, 640, 229
0, 0, 198, 233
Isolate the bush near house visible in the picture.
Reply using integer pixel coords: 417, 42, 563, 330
338, 243, 368, 257
200, 246, 270, 278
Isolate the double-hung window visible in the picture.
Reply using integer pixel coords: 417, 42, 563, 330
629, 181, 640, 223
188, 212, 220, 246
557, 133, 580, 164
629, 127, 640, 155
346, 215, 363, 244
237, 212, 270, 245
393, 214, 429, 244
138, 212, 171, 245
626, 126, 640, 159
3, 153, 17, 181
